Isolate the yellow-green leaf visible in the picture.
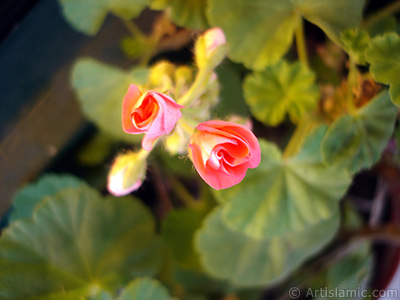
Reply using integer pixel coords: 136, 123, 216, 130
10, 174, 84, 222
340, 28, 370, 65
321, 90, 397, 173
195, 206, 339, 287
0, 185, 162, 299
207, 0, 364, 70
244, 60, 319, 126
71, 58, 149, 143
215, 126, 351, 239
365, 33, 400, 105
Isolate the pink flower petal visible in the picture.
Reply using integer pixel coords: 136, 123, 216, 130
122, 84, 142, 134
189, 120, 261, 190
122, 87, 184, 151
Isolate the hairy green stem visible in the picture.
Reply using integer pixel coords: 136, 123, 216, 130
295, 18, 309, 67
283, 119, 313, 159
346, 59, 358, 114
178, 68, 210, 106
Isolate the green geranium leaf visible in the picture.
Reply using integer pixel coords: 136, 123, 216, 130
321, 90, 397, 173
365, 33, 400, 105
162, 208, 205, 270
118, 278, 173, 300
10, 174, 84, 222
207, 0, 364, 70
150, 0, 207, 29
391, 84, 400, 107
59, 0, 149, 36
244, 60, 319, 126
0, 185, 162, 299
72, 58, 149, 142
340, 28, 370, 65
215, 127, 351, 239
298, 0, 364, 44
314, 242, 372, 300
195, 206, 339, 287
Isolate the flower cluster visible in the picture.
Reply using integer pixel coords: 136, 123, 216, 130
108, 28, 261, 195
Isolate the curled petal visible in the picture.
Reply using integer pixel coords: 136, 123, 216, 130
122, 84, 143, 133
189, 120, 261, 190
122, 85, 184, 151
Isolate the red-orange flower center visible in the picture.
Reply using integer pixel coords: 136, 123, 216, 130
122, 84, 184, 151
131, 97, 159, 129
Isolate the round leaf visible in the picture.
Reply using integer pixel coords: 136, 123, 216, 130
297, 0, 364, 45
0, 185, 162, 299
365, 33, 400, 105
215, 126, 351, 239
195, 206, 339, 287
390, 84, 400, 107
10, 174, 84, 222
207, 0, 299, 70
365, 33, 400, 84
244, 60, 320, 126
71, 58, 149, 142
207, 0, 364, 70
59, 0, 149, 35
321, 90, 397, 173
340, 28, 370, 65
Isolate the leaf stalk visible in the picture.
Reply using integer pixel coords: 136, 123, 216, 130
295, 18, 309, 67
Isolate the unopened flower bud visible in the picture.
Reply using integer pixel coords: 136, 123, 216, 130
195, 28, 228, 70
107, 150, 148, 196
204, 28, 226, 57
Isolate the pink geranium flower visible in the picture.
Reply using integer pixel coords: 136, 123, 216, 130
188, 120, 261, 190
122, 84, 184, 151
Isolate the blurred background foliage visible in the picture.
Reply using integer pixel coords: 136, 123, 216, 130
1, 0, 400, 299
